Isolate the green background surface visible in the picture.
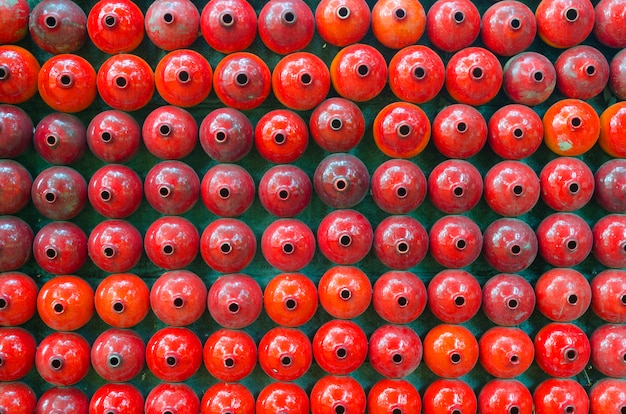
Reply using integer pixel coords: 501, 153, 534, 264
8, 0, 624, 404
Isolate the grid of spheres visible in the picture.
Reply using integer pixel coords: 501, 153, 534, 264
1, 0, 626, 413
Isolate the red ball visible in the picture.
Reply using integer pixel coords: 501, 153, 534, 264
310, 375, 366, 414
201, 163, 255, 217
389, 45, 445, 103
33, 112, 86, 165
373, 101, 431, 158
0, 217, 32, 272
33, 222, 88, 275
445, 47, 503, 106
203, 328, 256, 382
536, 268, 591, 322
150, 270, 207, 326
610, 49, 626, 100
155, 49, 212, 108
317, 209, 373, 265
591, 269, 626, 323
484, 160, 540, 216
91, 328, 145, 382
371, 159, 427, 215
0, 272, 38, 327
37, 387, 88, 414
37, 275, 94, 331
371, 0, 426, 49
593, 214, 626, 268
369, 324, 422, 378
330, 43, 387, 102
423, 324, 479, 378
318, 266, 372, 319
368, 379, 421, 414
313, 319, 368, 375
537, 212, 593, 267
142, 105, 198, 160
200, 383, 253, 414
199, 108, 253, 162
86, 110, 141, 163
309, 97, 365, 153
0, 0, 29, 44
0, 382, 36, 414
534, 322, 590, 378
372, 270, 427, 324
261, 219, 316, 272
144, 216, 199, 270
590, 324, 626, 378
535, 0, 594, 48
200, 218, 256, 274
38, 54, 96, 113
207, 273, 262, 329
0, 104, 33, 158
482, 273, 536, 326
423, 379, 477, 414
144, 160, 200, 215
258, 0, 314, 54
272, 52, 330, 111
88, 219, 143, 273
542, 98, 600, 157
594, 0, 626, 48
32, 166, 86, 220
481, 1, 536, 56
213, 52, 271, 111
315, 0, 370, 47
426, 0, 480, 52
428, 159, 483, 214
200, 0, 257, 54
373, 215, 428, 270
94, 273, 150, 328
540, 157, 594, 211
258, 165, 312, 218
90, 383, 144, 414
35, 331, 91, 386
87, 0, 144, 54
144, 0, 199, 51
258, 327, 312, 381
487, 104, 544, 160
146, 326, 203, 382
0, 327, 35, 381
590, 378, 626, 414
88, 164, 143, 219
255, 109, 309, 164
429, 215, 482, 268
96, 53, 154, 112
428, 269, 482, 324
314, 153, 369, 209
147, 383, 199, 414
256, 382, 309, 414
595, 159, 626, 213
503, 52, 557, 106
482, 218, 538, 273
0, 45, 40, 104
431, 104, 487, 158
478, 379, 533, 414
555, 45, 610, 100
264, 272, 318, 327
0, 160, 31, 216
534, 378, 589, 414
479, 326, 534, 378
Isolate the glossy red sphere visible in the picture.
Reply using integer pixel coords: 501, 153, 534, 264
36, 331, 91, 386
314, 153, 369, 209
543, 99, 600, 157
428, 159, 483, 214
373, 270, 426, 324
272, 52, 330, 111
483, 218, 538, 273
0, 45, 40, 104
330, 43, 387, 102
0, 327, 35, 381
0, 161, 31, 216
88, 219, 142, 273
199, 108, 253, 162
389, 45, 444, 104
147, 383, 199, 414
259, 165, 312, 218
594, 0, 626, 48
317, 209, 373, 265
540, 157, 594, 211
256, 382, 309, 414
33, 221, 88, 275
146, 326, 203, 382
537, 212, 592, 267
534, 378, 589, 414
314, 0, 370, 47
86, 109, 141, 163
428, 269, 482, 324
96, 54, 154, 112
89, 164, 143, 219
95, 273, 150, 328
555, 45, 610, 100
91, 328, 145, 382
0, 272, 37, 326
29, 0, 87, 54
145, 0, 199, 51
201, 163, 255, 217
207, 273, 262, 329
318, 266, 372, 319
37, 386, 89, 414
145, 160, 200, 215
503, 53, 556, 108
151, 270, 207, 326
368, 379, 421, 414
144, 216, 199, 270
534, 322, 590, 377
255, 109, 309, 164
426, 0, 481, 52
200, 382, 253, 414
590, 324, 626, 378
32, 166, 85, 220
258, 326, 312, 381
258, 0, 314, 54
482, 273, 535, 326
143, 105, 197, 160
373, 101, 431, 158
371, 0, 426, 49
0, 105, 33, 158
429, 215, 482, 268
479, 327, 534, 378
87, 0, 144, 54
264, 272, 318, 327
423, 324, 479, 378
0, 217, 32, 272
610, 49, 626, 100
37, 275, 93, 331
593, 214, 626, 268
203, 328, 257, 382
38, 54, 96, 113
313, 319, 368, 375
90, 383, 144, 414
591, 269, 626, 323
310, 375, 366, 414
536, 0, 594, 48
309, 97, 365, 153
213, 52, 271, 111
423, 379, 477, 414
200, 218, 256, 273
590, 378, 626, 414
371, 159, 427, 215
487, 104, 544, 160
369, 324, 422, 378
478, 379, 533, 414
445, 47, 503, 106
0, 382, 36, 414
596, 159, 626, 213
373, 215, 428, 270
0, 0, 29, 44
600, 102, 626, 158
484, 160, 540, 216
481, 1, 536, 57
34, 112, 86, 165
261, 218, 316, 272
200, 0, 257, 54
431, 103, 487, 158
155, 49, 212, 108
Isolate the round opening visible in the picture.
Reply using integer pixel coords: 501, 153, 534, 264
456, 239, 467, 250
413, 66, 426, 79
100, 189, 112, 201
621, 407, 626, 414
300, 73, 312, 85
507, 298, 519, 309
159, 124, 172, 136
456, 122, 467, 133
452, 410, 462, 414
285, 298, 297, 310
163, 411, 174, 414
510, 17, 521, 29
104, 14, 117, 27
567, 240, 578, 251
177, 70, 190, 83
570, 116, 582, 128
103, 246, 115, 257
397, 296, 408, 307
0, 66, 7, 80
565, 406, 575, 414
278, 189, 289, 200
454, 296, 465, 306
568, 182, 580, 194
219, 187, 230, 199
220, 242, 232, 254
339, 234, 352, 247
450, 352, 461, 364
392, 409, 402, 414
59, 74, 72, 87
53, 302, 64, 313
340, 288, 351, 300
334, 178, 348, 191
586, 65, 596, 76
214, 130, 227, 143
335, 405, 346, 414
228, 302, 239, 313
45, 192, 56, 203
281, 355, 292, 366
159, 186, 171, 198
396, 241, 409, 254
509, 354, 520, 364
336, 347, 347, 359
565, 348, 578, 361
45, 15, 58, 29
394, 7, 406, 19
163, 12, 174, 24
453, 186, 464, 197
357, 64, 369, 77
392, 353, 403, 364
173, 297, 184, 308
533, 71, 544, 82
471, 66, 484, 80
567, 294, 578, 305
108, 354, 121, 367
330, 117, 343, 131
166, 356, 177, 366
50, 358, 63, 370
337, 6, 350, 19
115, 76, 127, 88
235, 72, 248, 86
0, 298, 7, 310
282, 10, 296, 23
46, 248, 58, 259
512, 185, 524, 195
510, 244, 521, 255
565, 7, 579, 22
113, 301, 124, 313
621, 295, 626, 305
509, 406, 520, 414
46, 135, 58, 147
273, 132, 286, 145
220, 12, 234, 26
162, 244, 174, 255
397, 123, 412, 138
282, 243, 294, 254
454, 11, 465, 22
224, 357, 235, 367
101, 131, 113, 143
396, 186, 408, 198
513, 128, 524, 139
